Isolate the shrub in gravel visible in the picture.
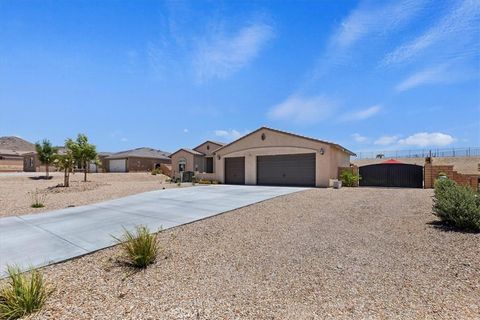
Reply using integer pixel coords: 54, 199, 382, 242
115, 226, 159, 268
433, 179, 480, 232
0, 266, 52, 320
29, 189, 46, 208
339, 169, 360, 187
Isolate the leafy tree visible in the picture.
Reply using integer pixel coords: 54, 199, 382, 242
35, 140, 58, 178
53, 149, 75, 187
67, 134, 98, 182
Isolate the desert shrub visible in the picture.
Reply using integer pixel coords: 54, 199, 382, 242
433, 179, 480, 231
29, 189, 46, 208
339, 170, 360, 187
0, 266, 52, 319
114, 226, 159, 268
151, 168, 162, 175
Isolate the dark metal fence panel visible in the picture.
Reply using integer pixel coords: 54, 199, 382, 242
359, 164, 423, 188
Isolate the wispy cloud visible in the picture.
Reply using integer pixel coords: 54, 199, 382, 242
374, 135, 400, 146
183, 128, 189, 133
214, 129, 249, 141
398, 132, 455, 147
314, 0, 425, 76
395, 65, 449, 92
267, 95, 336, 125
352, 133, 368, 143
341, 105, 381, 122
395, 63, 476, 92
383, 0, 480, 66
333, 0, 425, 49
193, 21, 274, 82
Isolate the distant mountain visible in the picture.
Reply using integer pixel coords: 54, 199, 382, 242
0, 136, 36, 152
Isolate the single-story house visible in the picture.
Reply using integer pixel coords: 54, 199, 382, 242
105, 147, 171, 172
0, 136, 36, 172
170, 141, 225, 180
171, 127, 355, 187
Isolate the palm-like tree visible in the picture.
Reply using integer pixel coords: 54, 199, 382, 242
35, 140, 57, 178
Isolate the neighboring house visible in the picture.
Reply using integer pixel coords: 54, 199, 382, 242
170, 141, 225, 181
172, 127, 355, 187
0, 136, 36, 172
105, 147, 171, 172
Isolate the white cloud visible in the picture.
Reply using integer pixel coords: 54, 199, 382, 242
214, 129, 248, 141
341, 105, 381, 122
267, 95, 336, 124
374, 135, 400, 146
352, 133, 368, 143
193, 21, 274, 82
120, 137, 128, 142
183, 128, 189, 133
383, 0, 480, 66
398, 132, 455, 147
395, 65, 449, 92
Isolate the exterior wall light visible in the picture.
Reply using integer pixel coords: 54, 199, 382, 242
319, 148, 325, 155
217, 155, 221, 160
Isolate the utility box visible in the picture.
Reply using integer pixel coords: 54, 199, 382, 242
333, 180, 342, 189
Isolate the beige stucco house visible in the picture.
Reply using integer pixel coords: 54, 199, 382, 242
171, 127, 355, 187
170, 141, 225, 181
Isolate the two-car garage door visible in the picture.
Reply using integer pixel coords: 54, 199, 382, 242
224, 153, 316, 187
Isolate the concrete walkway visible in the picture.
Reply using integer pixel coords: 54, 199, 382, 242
0, 185, 305, 276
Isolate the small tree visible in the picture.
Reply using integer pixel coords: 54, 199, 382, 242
67, 134, 98, 182
53, 149, 75, 187
35, 140, 57, 178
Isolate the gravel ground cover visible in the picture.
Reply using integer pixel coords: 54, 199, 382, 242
0, 172, 180, 217
17, 187, 479, 319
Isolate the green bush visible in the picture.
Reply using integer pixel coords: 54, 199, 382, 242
114, 226, 159, 268
151, 168, 162, 175
0, 266, 52, 319
339, 169, 360, 187
433, 179, 480, 231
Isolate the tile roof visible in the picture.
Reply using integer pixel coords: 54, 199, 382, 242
106, 147, 171, 160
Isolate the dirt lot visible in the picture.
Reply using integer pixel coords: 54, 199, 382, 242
22, 188, 479, 319
0, 172, 179, 217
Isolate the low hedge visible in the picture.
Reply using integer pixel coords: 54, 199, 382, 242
433, 178, 480, 232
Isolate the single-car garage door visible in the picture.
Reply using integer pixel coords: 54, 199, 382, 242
225, 157, 245, 184
109, 159, 127, 172
257, 153, 315, 187
359, 163, 423, 188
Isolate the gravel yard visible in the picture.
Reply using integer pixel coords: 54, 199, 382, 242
0, 172, 179, 217
21, 187, 479, 319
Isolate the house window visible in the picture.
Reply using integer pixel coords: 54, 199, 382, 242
206, 157, 214, 173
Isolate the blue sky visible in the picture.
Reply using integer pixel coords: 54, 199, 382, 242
0, 0, 479, 154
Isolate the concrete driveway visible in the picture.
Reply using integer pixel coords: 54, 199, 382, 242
0, 185, 305, 276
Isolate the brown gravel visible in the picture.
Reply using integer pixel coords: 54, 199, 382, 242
17, 187, 479, 319
0, 172, 180, 217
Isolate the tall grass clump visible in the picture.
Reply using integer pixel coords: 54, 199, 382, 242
114, 226, 159, 268
0, 266, 52, 319
433, 178, 480, 232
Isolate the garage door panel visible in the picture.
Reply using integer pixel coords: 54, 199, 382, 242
225, 157, 245, 185
109, 159, 127, 173
257, 153, 315, 187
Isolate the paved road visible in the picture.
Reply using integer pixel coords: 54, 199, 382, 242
0, 185, 305, 276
